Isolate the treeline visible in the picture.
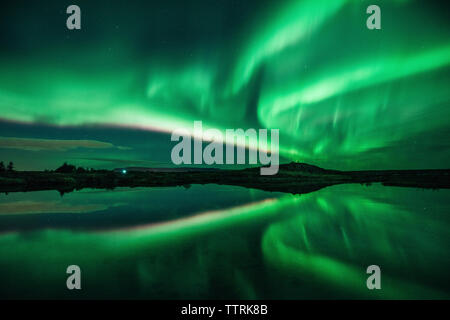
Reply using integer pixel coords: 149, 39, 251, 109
54, 162, 109, 174
0, 161, 111, 174
0, 161, 14, 172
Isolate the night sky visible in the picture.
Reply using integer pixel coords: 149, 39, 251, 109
0, 0, 449, 171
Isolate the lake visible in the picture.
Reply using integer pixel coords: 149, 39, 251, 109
0, 183, 449, 299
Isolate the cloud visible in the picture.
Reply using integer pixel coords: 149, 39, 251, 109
0, 136, 130, 151
0, 201, 108, 215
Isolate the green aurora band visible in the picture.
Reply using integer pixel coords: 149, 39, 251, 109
0, 0, 449, 169
0, 0, 449, 299
1, 185, 448, 298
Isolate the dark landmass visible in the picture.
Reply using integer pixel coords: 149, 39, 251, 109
0, 162, 449, 195
113, 166, 220, 173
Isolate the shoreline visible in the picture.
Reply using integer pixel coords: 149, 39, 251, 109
1, 163, 449, 195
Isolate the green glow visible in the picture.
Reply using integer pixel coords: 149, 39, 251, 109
228, 0, 348, 94
0, 184, 448, 298
261, 184, 450, 298
0, 0, 449, 300
0, 0, 449, 169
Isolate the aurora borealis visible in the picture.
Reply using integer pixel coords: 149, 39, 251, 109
0, 0, 449, 170
0, 0, 449, 300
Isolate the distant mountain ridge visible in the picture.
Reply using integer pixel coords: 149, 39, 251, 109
279, 162, 338, 173
114, 162, 337, 174
113, 167, 219, 173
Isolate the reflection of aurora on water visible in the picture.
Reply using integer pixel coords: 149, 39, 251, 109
262, 185, 450, 299
0, 0, 449, 170
0, 0, 449, 300
0, 184, 448, 299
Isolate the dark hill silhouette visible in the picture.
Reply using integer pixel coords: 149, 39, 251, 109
0, 162, 449, 195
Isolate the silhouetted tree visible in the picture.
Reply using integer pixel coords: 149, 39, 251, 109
76, 167, 87, 173
55, 162, 76, 173
7, 161, 14, 172
0, 161, 4, 172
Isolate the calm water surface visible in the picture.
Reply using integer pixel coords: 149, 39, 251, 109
0, 184, 448, 299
